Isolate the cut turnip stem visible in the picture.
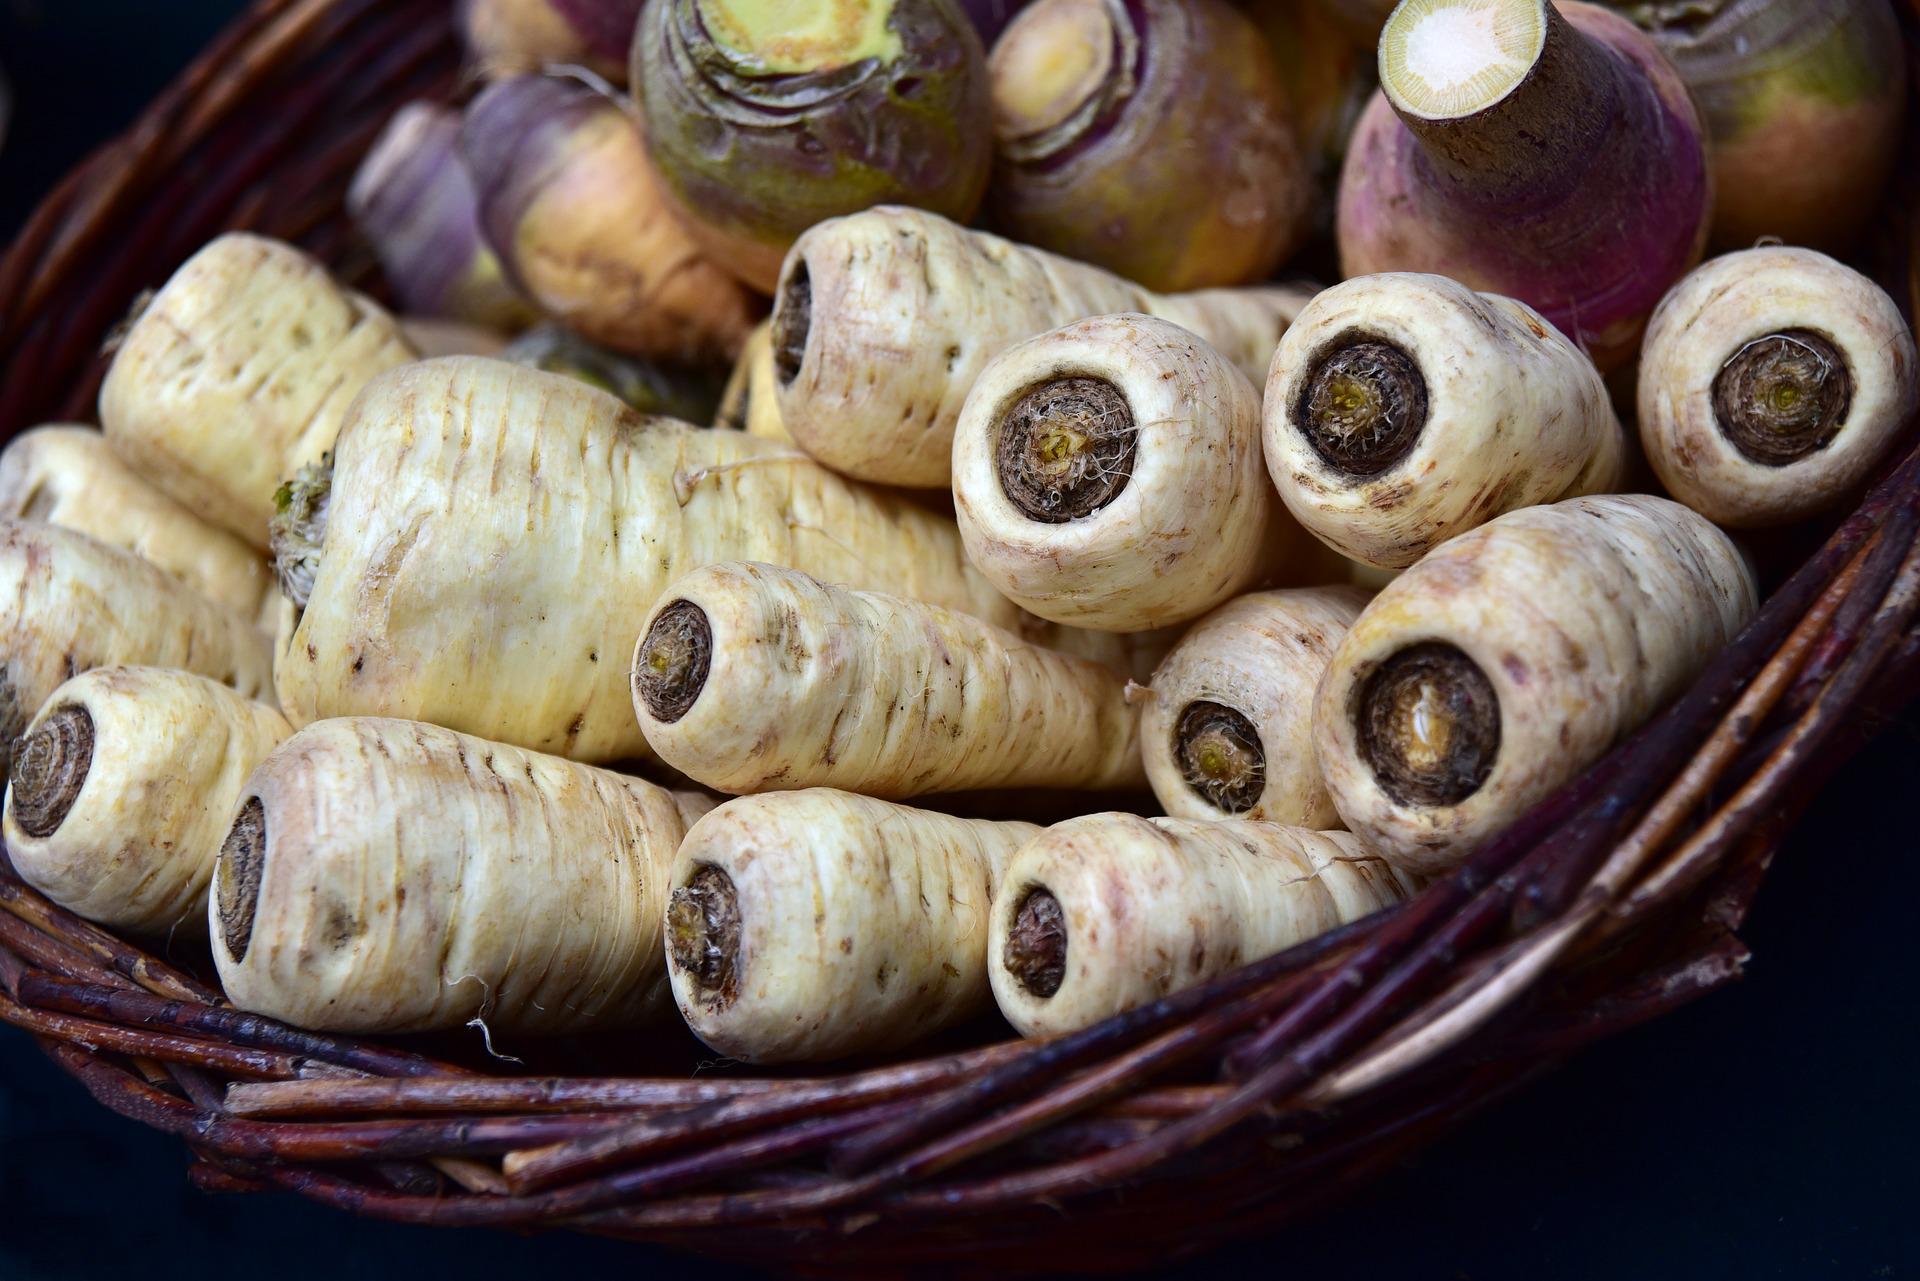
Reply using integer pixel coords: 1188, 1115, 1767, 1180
1637, 246, 1920, 529
1338, 0, 1710, 372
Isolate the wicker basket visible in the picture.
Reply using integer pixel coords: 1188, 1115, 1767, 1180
2, 1, 1918, 1272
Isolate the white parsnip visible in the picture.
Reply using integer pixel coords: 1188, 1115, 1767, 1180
665, 789, 1040, 1063
1637, 247, 1920, 528
633, 561, 1144, 797
953, 314, 1312, 632
1263, 273, 1626, 569
1314, 495, 1757, 875
3, 668, 292, 936
988, 814, 1417, 1037
209, 717, 713, 1035
98, 234, 417, 547
275, 358, 1130, 762
1140, 587, 1370, 825
773, 206, 1316, 487
715, 320, 793, 444
0, 425, 274, 620
0, 521, 273, 776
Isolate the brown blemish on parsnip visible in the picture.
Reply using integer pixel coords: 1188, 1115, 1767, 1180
1003, 885, 1067, 998
634, 600, 713, 724
9, 705, 94, 838
1357, 642, 1500, 807
993, 376, 1138, 523
218, 797, 268, 962
1173, 700, 1266, 815
666, 864, 741, 1005
1294, 333, 1428, 476
1711, 328, 1852, 466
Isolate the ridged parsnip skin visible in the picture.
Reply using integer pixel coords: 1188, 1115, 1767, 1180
1315, 495, 1758, 875
1140, 587, 1370, 825
953, 314, 1303, 631
1263, 274, 1627, 569
667, 790, 1040, 1063
715, 321, 793, 444
634, 562, 1144, 797
0, 426, 274, 620
0, 521, 274, 774
3, 668, 292, 936
1637, 247, 1920, 528
98, 234, 417, 547
277, 358, 1126, 761
775, 206, 1317, 487
988, 814, 1417, 1037
210, 717, 710, 1035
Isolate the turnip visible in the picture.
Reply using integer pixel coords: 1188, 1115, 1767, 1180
952, 313, 1312, 632
1314, 494, 1757, 875
1139, 587, 1370, 827
210, 717, 714, 1035
665, 789, 1038, 1062
772, 206, 1317, 488
1337, 0, 1711, 372
632, 561, 1144, 797
3, 668, 292, 937
459, 0, 645, 84
988, 814, 1417, 1037
97, 234, 417, 548
632, 0, 993, 293
985, 0, 1311, 291
0, 426, 274, 623
1637, 247, 1920, 528
273, 357, 1131, 763
1263, 273, 1626, 569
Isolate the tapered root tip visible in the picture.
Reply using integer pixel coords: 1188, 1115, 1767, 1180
1380, 0, 1547, 120
1174, 700, 1267, 815
1003, 887, 1067, 999
217, 797, 267, 963
772, 262, 811, 387
9, 705, 95, 838
634, 600, 714, 725
666, 864, 741, 1005
994, 376, 1138, 523
1357, 643, 1500, 807
1294, 335, 1428, 476
1711, 330, 1853, 466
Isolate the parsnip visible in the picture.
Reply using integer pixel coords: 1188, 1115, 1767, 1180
633, 561, 1143, 798
988, 814, 1417, 1037
1638, 247, 1920, 528
210, 717, 713, 1035
3, 668, 292, 936
274, 357, 1130, 762
1140, 587, 1370, 826
1263, 273, 1627, 569
665, 789, 1040, 1063
98, 234, 417, 547
773, 206, 1317, 487
953, 314, 1310, 632
0, 425, 274, 619
0, 521, 273, 777
1314, 495, 1757, 875
715, 321, 793, 444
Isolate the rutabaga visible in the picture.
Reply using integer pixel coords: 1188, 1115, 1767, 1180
1263, 273, 1626, 569
210, 717, 714, 1036
633, 562, 1144, 797
3, 668, 292, 937
665, 789, 1038, 1063
1314, 495, 1757, 875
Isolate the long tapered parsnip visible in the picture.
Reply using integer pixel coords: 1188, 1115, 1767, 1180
1314, 495, 1757, 875
274, 357, 1130, 762
715, 321, 793, 444
210, 717, 714, 1035
3, 668, 292, 936
665, 789, 1040, 1063
1263, 274, 1627, 569
0, 521, 273, 777
98, 234, 417, 547
772, 206, 1317, 487
953, 314, 1311, 632
1637, 247, 1920, 528
633, 561, 1144, 797
988, 814, 1418, 1037
1140, 587, 1370, 826
0, 425, 275, 620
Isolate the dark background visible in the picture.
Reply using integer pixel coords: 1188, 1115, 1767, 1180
0, 4, 1914, 1277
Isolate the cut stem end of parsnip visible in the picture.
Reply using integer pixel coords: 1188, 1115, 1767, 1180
994, 375, 1138, 524
1379, 0, 1547, 121
216, 796, 267, 963
1173, 699, 1267, 816
666, 864, 741, 1004
9, 705, 94, 839
1295, 335, 1428, 476
1003, 886, 1067, 999
772, 263, 811, 387
268, 454, 334, 614
1711, 329, 1853, 467
634, 600, 714, 725
1357, 642, 1500, 807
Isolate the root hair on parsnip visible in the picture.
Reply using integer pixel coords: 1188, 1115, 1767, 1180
1003, 885, 1067, 999
634, 599, 714, 724
1357, 642, 1500, 807
1173, 700, 1267, 816
8, 704, 94, 839
1294, 334, 1428, 476
217, 796, 268, 963
666, 864, 742, 1005
993, 375, 1138, 523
